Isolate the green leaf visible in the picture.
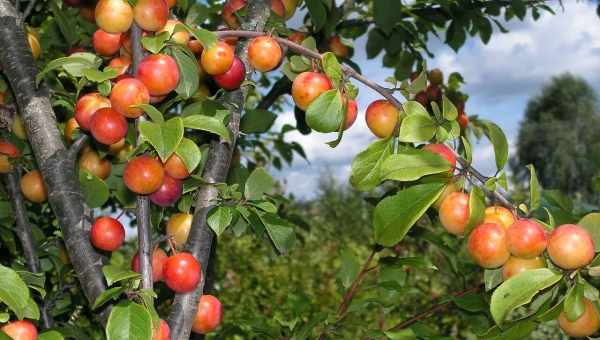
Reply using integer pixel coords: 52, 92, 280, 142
563, 282, 585, 322
402, 101, 429, 116
245, 168, 275, 201
350, 139, 393, 191
106, 301, 152, 340
141, 32, 170, 54
480, 120, 509, 171
578, 213, 600, 252
36, 54, 101, 84
207, 206, 234, 236
93, 286, 128, 310
139, 118, 184, 162
82, 67, 118, 83
23, 297, 39, 320
465, 186, 485, 233
79, 170, 109, 208
452, 293, 487, 312
373, 182, 445, 246
175, 138, 201, 174
39, 330, 65, 340
305, 0, 327, 31
479, 319, 537, 340
240, 109, 276, 134
381, 147, 451, 182
182, 115, 231, 142
305, 89, 343, 133
134, 104, 164, 124
398, 115, 437, 143
102, 264, 141, 287
183, 25, 217, 49
321, 52, 343, 86
379, 256, 437, 271
461, 136, 473, 165
373, 0, 402, 34
490, 268, 562, 325
171, 47, 199, 99
442, 95, 458, 120
337, 248, 360, 289
257, 212, 296, 254
527, 164, 541, 211
0, 264, 31, 320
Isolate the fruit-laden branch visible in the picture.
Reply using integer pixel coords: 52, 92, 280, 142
166, 1, 272, 338
130, 22, 154, 290
388, 285, 482, 331
0, 0, 110, 323
2, 168, 53, 329
456, 157, 514, 211
215, 30, 513, 207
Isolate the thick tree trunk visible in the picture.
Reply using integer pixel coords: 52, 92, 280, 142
0, 0, 109, 323
166, 1, 271, 338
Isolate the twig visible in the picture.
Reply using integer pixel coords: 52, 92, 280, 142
336, 248, 377, 318
456, 156, 514, 211
256, 76, 291, 110
388, 285, 482, 331
67, 134, 88, 160
21, 0, 36, 22
129, 22, 153, 290
3, 168, 54, 329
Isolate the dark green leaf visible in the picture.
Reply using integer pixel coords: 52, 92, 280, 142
106, 301, 152, 340
207, 206, 234, 236
257, 212, 296, 254
240, 109, 277, 134
305, 89, 343, 133
578, 213, 600, 252
527, 165, 541, 211
245, 168, 275, 201
182, 115, 230, 142
350, 139, 393, 191
139, 118, 184, 162
79, 170, 109, 208
175, 138, 201, 174
381, 147, 451, 181
0, 264, 31, 320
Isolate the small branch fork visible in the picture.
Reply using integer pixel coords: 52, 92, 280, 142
336, 248, 378, 319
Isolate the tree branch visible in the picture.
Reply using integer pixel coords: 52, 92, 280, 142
387, 285, 482, 331
2, 167, 53, 329
256, 76, 291, 111
166, 2, 272, 338
336, 248, 377, 318
0, 0, 110, 323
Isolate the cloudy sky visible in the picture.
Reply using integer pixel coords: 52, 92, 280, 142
272, 1, 600, 199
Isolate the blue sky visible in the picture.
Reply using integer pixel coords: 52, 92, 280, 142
272, 1, 600, 199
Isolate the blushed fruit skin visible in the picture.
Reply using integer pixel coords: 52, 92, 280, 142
0, 140, 20, 158
426, 84, 441, 102
110, 78, 150, 118
433, 181, 458, 209
92, 29, 122, 56
428, 68, 444, 86
547, 224, 595, 269
132, 248, 168, 282
136, 54, 180, 96
558, 298, 600, 337
222, 0, 283, 28
506, 219, 548, 258
64, 118, 80, 143
108, 55, 131, 77
415, 91, 429, 107
90, 216, 125, 251
152, 319, 170, 340
164, 154, 190, 179
149, 175, 182, 207
200, 41, 234, 75
133, 0, 168, 31
188, 39, 203, 54
328, 36, 349, 58
291, 72, 333, 111
192, 295, 223, 334
365, 100, 400, 138
74, 93, 111, 130
248, 36, 282, 72
123, 156, 165, 194
270, 0, 285, 17
0, 155, 11, 173
483, 206, 515, 229
1, 320, 38, 340
79, 149, 112, 179
159, 20, 190, 45
163, 252, 202, 293
344, 99, 358, 130
458, 113, 469, 130
20, 170, 47, 203
95, 0, 134, 33
213, 56, 246, 90
422, 143, 457, 169
167, 213, 192, 247
287, 31, 305, 44
468, 223, 510, 269
108, 138, 126, 155
502, 256, 545, 280
438, 192, 469, 235
89, 107, 128, 145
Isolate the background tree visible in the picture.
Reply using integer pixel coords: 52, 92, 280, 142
513, 73, 600, 201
